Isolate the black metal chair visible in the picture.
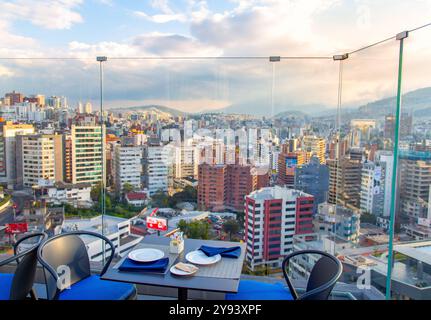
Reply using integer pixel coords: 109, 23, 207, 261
282, 250, 343, 300
37, 230, 137, 300
0, 232, 47, 300
226, 249, 342, 300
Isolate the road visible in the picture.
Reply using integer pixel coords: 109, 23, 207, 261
0, 190, 34, 226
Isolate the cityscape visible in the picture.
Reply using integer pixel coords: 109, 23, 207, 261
0, 0, 431, 305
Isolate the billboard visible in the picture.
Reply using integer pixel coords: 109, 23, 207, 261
5, 223, 28, 234
146, 216, 168, 231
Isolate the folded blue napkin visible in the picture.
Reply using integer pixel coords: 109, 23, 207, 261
199, 245, 241, 258
118, 257, 169, 272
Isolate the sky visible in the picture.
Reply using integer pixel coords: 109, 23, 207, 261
0, 0, 431, 115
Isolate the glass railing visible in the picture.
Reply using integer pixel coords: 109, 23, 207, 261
1, 23, 431, 300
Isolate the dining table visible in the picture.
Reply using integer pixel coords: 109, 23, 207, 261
100, 235, 246, 300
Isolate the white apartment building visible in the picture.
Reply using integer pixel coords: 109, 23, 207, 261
16, 133, 64, 188
143, 144, 170, 195
173, 144, 198, 179
244, 186, 314, 271
360, 161, 385, 216
360, 152, 394, 217
1, 122, 35, 188
36, 181, 92, 207
71, 124, 105, 185
113, 144, 143, 194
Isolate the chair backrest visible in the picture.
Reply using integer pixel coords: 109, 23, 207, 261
37, 231, 115, 300
304, 255, 340, 300
7, 232, 47, 300
282, 249, 342, 300
39, 234, 91, 300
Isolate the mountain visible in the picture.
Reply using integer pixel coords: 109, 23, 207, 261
104, 87, 431, 119
211, 102, 333, 117
358, 87, 431, 117
107, 105, 187, 117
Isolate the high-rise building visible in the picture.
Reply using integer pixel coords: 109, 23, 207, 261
277, 148, 306, 187
295, 156, 329, 211
197, 163, 269, 212
143, 144, 169, 195
384, 113, 413, 139
399, 150, 431, 219
63, 134, 73, 183
302, 135, 326, 164
1, 122, 35, 187
5, 91, 24, 105
244, 186, 314, 271
113, 144, 142, 194
71, 124, 104, 185
198, 163, 226, 212
16, 134, 64, 188
327, 156, 362, 210
360, 151, 393, 217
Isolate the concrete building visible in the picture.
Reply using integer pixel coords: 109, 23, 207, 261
1, 122, 35, 188
34, 181, 92, 208
399, 150, 431, 219
71, 124, 105, 185
302, 135, 326, 164
277, 148, 306, 188
327, 156, 362, 210
113, 144, 142, 194
143, 144, 170, 195
197, 163, 269, 212
314, 202, 360, 243
244, 186, 314, 271
295, 156, 329, 211
16, 133, 64, 188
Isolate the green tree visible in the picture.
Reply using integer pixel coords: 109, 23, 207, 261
177, 219, 210, 240
151, 190, 170, 207
222, 219, 240, 240
122, 182, 134, 194
91, 182, 102, 201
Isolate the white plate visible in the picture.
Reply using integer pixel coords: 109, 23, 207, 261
170, 263, 199, 276
128, 248, 164, 263
185, 250, 221, 265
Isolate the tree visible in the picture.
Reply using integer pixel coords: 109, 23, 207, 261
91, 182, 102, 201
122, 183, 134, 194
151, 190, 170, 207
177, 219, 210, 240
222, 219, 240, 241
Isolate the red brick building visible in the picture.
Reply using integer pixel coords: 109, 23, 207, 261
198, 163, 269, 212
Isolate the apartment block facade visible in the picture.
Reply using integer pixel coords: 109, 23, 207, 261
244, 186, 314, 271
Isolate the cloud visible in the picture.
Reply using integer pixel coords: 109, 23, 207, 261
133, 11, 187, 23
2, 0, 431, 114
0, 0, 83, 30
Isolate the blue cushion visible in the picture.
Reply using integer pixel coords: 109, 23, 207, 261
226, 280, 294, 300
59, 275, 136, 300
0, 273, 14, 300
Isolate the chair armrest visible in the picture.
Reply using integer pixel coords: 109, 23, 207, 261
0, 232, 47, 267
282, 250, 343, 300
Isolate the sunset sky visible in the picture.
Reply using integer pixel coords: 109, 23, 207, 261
0, 0, 430, 114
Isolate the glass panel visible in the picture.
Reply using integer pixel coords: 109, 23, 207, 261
233, 57, 342, 285
0, 58, 109, 263
103, 58, 273, 245
335, 39, 399, 299
394, 25, 431, 300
